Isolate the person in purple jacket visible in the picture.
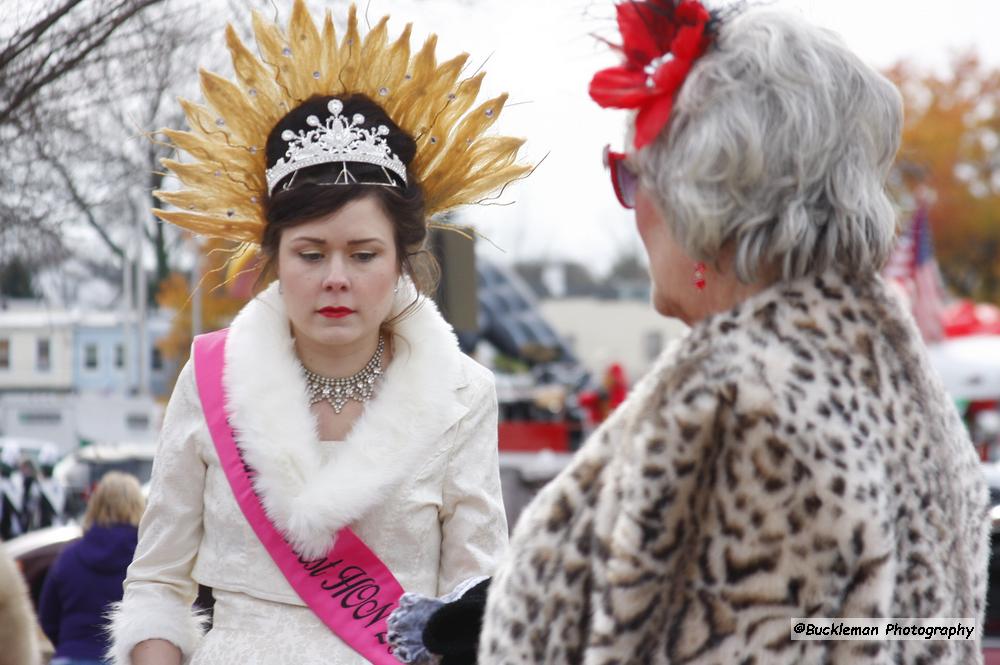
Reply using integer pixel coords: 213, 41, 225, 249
40, 472, 144, 665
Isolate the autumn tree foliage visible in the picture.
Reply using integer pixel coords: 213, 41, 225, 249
156, 237, 249, 389
884, 53, 1000, 302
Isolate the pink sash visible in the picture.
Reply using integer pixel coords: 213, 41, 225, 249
194, 329, 404, 664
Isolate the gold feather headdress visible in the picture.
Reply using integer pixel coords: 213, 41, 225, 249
153, 0, 530, 265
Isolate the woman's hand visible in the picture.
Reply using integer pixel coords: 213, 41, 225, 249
130, 639, 182, 665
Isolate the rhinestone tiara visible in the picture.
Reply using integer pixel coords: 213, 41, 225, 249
265, 99, 408, 194
151, 0, 533, 271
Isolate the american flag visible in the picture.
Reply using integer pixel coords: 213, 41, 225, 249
884, 204, 947, 343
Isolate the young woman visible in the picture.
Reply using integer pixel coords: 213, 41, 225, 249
107, 3, 529, 663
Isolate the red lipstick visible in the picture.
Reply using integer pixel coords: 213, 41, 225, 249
317, 306, 354, 319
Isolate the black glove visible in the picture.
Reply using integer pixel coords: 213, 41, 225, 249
421, 578, 491, 665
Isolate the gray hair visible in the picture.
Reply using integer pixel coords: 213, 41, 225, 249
636, 9, 902, 282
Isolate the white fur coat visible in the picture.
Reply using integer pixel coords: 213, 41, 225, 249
108, 283, 507, 664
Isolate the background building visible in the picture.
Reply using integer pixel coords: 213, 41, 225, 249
538, 298, 688, 385
0, 307, 75, 393
0, 302, 171, 452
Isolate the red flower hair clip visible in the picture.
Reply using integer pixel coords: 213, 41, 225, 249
589, 0, 715, 149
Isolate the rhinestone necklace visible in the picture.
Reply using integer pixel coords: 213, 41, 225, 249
301, 336, 385, 414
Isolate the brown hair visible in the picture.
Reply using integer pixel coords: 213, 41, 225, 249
260, 94, 439, 327
82, 471, 145, 531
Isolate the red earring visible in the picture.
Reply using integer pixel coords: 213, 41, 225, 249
693, 262, 707, 290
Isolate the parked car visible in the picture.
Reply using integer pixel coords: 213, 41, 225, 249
4, 523, 82, 608
4, 521, 214, 626
0, 480, 219, 623
53, 443, 156, 518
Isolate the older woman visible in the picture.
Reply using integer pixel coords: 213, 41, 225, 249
479, 4, 989, 665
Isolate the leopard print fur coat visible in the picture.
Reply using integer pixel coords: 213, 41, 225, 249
481, 271, 989, 665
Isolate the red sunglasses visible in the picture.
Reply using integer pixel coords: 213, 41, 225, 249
603, 145, 638, 210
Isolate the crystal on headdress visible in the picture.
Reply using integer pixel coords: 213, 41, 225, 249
265, 99, 408, 194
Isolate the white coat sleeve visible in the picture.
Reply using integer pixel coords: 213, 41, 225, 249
106, 359, 210, 664
437, 374, 509, 595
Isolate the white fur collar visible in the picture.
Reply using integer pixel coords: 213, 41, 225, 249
221, 281, 470, 558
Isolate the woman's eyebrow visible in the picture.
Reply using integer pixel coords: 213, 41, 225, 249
289, 236, 327, 245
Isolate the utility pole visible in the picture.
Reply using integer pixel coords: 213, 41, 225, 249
121, 245, 134, 394
191, 236, 203, 338
136, 214, 149, 395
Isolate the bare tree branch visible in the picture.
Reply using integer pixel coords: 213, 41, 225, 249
29, 129, 126, 260
0, 0, 86, 71
0, 0, 168, 125
2, 0, 214, 304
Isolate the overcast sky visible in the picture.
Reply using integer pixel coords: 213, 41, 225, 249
278, 1, 1000, 273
